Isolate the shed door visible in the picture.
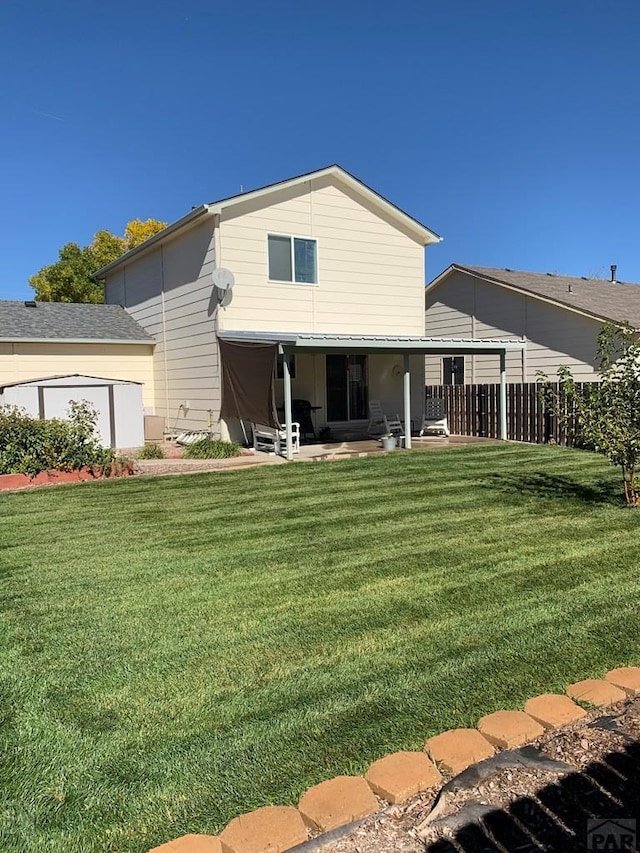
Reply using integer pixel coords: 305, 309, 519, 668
42, 386, 112, 448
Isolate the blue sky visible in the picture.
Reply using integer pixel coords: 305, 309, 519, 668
2, 0, 640, 299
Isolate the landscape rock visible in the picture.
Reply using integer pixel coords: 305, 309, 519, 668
298, 776, 379, 832
365, 751, 442, 803
425, 729, 495, 775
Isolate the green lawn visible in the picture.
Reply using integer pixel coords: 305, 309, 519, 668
1, 444, 639, 852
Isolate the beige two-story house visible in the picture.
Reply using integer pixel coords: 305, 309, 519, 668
96, 167, 522, 454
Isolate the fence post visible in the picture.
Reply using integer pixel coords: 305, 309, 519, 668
499, 351, 507, 440
478, 384, 486, 437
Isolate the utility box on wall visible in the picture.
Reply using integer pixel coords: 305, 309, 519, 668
0, 374, 144, 449
143, 415, 165, 442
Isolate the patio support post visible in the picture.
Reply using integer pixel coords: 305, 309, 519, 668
403, 354, 412, 449
499, 350, 507, 440
283, 349, 294, 460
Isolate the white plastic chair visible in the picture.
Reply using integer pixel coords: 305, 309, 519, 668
419, 399, 450, 436
383, 414, 405, 447
368, 400, 386, 436
369, 400, 407, 445
252, 423, 300, 456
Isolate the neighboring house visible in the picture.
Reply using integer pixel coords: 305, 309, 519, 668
425, 265, 640, 385
0, 301, 154, 397
95, 165, 522, 450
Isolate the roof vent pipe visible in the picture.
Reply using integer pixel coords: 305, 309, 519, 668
611, 264, 617, 283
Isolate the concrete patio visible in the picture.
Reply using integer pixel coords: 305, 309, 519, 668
135, 435, 502, 478
292, 434, 501, 462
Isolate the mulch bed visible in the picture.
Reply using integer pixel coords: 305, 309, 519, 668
0, 464, 134, 491
313, 698, 640, 853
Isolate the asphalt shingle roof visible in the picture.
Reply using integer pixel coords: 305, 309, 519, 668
452, 265, 640, 329
0, 301, 154, 342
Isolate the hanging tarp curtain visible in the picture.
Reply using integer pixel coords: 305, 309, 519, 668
219, 340, 280, 428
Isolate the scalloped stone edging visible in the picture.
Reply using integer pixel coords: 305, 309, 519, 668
566, 678, 627, 706
477, 709, 545, 749
365, 750, 442, 803
219, 805, 307, 853
298, 775, 378, 832
425, 727, 495, 774
148, 835, 221, 852
605, 666, 640, 695
146, 664, 640, 853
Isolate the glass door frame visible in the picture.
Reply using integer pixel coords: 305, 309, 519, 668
325, 353, 369, 422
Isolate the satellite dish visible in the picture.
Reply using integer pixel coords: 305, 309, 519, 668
212, 268, 235, 292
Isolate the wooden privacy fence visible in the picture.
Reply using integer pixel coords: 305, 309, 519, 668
425, 382, 597, 446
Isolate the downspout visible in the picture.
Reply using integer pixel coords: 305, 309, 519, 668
523, 295, 528, 382
471, 277, 477, 383
160, 244, 170, 422
212, 215, 235, 441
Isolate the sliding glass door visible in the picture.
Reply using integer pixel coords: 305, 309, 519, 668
325, 354, 368, 421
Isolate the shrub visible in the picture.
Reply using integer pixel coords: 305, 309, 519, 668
137, 443, 165, 460
539, 322, 640, 506
0, 400, 114, 477
182, 438, 241, 459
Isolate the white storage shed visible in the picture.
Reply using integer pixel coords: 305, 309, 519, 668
0, 374, 144, 449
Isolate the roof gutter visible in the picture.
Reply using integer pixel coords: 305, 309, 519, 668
0, 337, 155, 345
93, 204, 214, 279
217, 329, 524, 355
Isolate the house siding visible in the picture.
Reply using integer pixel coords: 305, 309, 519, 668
425, 270, 601, 383
0, 342, 155, 407
218, 175, 426, 336
103, 217, 220, 434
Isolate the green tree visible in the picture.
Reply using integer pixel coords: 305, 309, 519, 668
29, 219, 167, 303
89, 229, 127, 270
29, 242, 103, 303
541, 322, 640, 506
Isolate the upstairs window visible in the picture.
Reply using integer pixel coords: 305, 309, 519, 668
268, 235, 317, 284
443, 356, 464, 385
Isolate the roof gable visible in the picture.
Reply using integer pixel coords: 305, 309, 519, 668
94, 165, 442, 278
427, 264, 640, 329
208, 165, 442, 244
0, 301, 154, 343
0, 373, 143, 390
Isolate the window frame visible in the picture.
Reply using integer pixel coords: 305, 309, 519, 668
267, 233, 318, 285
443, 356, 465, 385
276, 353, 296, 380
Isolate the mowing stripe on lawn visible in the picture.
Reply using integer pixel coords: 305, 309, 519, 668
1, 444, 639, 852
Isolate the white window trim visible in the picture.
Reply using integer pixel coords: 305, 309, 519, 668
267, 232, 319, 286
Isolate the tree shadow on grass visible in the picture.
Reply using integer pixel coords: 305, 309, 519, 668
481, 472, 621, 508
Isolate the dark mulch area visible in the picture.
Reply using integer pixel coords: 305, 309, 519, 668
314, 698, 640, 853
